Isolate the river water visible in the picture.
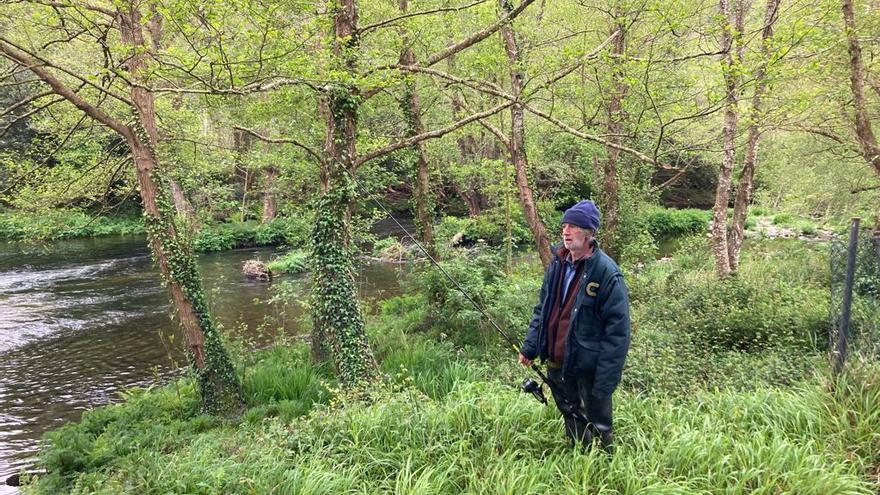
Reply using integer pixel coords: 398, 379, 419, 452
0, 235, 403, 493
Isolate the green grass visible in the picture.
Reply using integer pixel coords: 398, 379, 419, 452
24, 364, 880, 494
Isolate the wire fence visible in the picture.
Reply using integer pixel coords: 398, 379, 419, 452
829, 221, 880, 370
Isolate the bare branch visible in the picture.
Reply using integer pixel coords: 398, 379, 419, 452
476, 114, 510, 149
360, 0, 490, 34
456, 96, 510, 148
523, 103, 673, 168
651, 157, 696, 192
778, 125, 846, 144
390, 63, 672, 168
232, 125, 323, 164
624, 50, 726, 63
356, 101, 513, 166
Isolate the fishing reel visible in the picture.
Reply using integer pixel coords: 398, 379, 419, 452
521, 377, 547, 404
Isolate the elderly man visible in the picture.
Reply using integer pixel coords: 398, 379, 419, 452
518, 200, 631, 452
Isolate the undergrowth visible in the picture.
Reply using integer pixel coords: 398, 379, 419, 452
21, 237, 880, 494
0, 210, 144, 240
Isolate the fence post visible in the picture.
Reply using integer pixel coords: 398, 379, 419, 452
833, 217, 860, 375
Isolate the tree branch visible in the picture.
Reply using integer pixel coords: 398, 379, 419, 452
0, 90, 54, 118
0, 36, 133, 107
14, 0, 116, 18
355, 101, 513, 166
232, 126, 323, 164
537, 29, 619, 89
850, 184, 880, 194
0, 39, 133, 139
0, 96, 65, 140
359, 0, 490, 34
390, 63, 672, 168
422, 0, 537, 67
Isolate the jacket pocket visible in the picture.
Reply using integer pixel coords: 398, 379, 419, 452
568, 339, 600, 375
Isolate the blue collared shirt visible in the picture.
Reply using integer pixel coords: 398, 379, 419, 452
560, 241, 595, 304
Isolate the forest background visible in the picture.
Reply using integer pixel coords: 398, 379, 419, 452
1, 0, 880, 492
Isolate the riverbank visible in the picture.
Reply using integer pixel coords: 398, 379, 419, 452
0, 234, 405, 492
15, 237, 880, 493
0, 207, 834, 256
0, 211, 310, 253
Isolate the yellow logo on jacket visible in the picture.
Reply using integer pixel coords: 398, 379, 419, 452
586, 282, 600, 297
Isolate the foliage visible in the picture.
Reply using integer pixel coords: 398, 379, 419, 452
630, 237, 830, 352
0, 210, 143, 240
773, 212, 794, 225
434, 208, 533, 249
266, 249, 309, 275
397, 247, 542, 347
640, 207, 712, 238
193, 217, 311, 252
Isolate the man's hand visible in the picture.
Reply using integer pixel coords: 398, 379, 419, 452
518, 353, 533, 367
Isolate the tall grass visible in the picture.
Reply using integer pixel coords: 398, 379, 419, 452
27, 375, 879, 494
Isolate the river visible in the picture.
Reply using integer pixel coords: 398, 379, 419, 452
0, 235, 403, 493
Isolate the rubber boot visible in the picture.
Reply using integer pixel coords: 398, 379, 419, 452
594, 424, 614, 455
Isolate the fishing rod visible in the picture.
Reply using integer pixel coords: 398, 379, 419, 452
343, 169, 593, 428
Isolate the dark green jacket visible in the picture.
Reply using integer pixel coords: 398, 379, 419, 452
520, 243, 631, 398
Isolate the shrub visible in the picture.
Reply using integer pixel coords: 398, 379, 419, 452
193, 217, 310, 252
267, 249, 309, 274
633, 239, 830, 352
640, 207, 711, 238
0, 210, 144, 240
745, 216, 757, 229
797, 221, 818, 235
773, 213, 794, 225
434, 208, 533, 248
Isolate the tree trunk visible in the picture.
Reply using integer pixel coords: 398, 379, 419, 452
499, 0, 553, 268
728, 0, 778, 272
602, 8, 627, 261
448, 57, 484, 218
398, 0, 436, 257
261, 166, 278, 223
711, 0, 744, 278
169, 179, 196, 222
118, 5, 243, 414
842, 0, 880, 175
233, 128, 254, 222
312, 0, 379, 389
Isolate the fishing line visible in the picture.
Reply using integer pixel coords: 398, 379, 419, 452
342, 169, 593, 426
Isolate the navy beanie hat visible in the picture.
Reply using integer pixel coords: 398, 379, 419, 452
561, 200, 600, 231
